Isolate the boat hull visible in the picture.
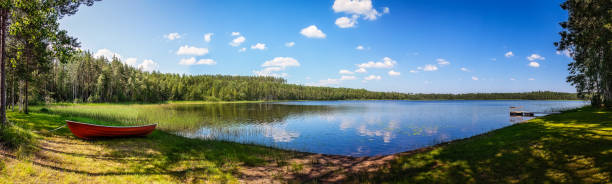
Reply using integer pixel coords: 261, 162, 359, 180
66, 120, 156, 139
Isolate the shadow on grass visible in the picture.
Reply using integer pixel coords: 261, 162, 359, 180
348, 107, 612, 183
2, 111, 304, 183
5, 107, 611, 183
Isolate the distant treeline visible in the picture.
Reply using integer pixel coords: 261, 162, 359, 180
8, 52, 579, 105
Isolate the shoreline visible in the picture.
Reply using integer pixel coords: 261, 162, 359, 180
2, 106, 609, 183
36, 98, 587, 107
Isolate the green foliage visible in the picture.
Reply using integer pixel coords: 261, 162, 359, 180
12, 51, 580, 105
0, 124, 36, 153
556, 0, 612, 107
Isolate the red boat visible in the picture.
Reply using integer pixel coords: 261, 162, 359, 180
66, 120, 157, 139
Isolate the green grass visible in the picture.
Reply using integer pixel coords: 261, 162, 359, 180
29, 102, 335, 131
0, 111, 300, 183
349, 107, 612, 183
1, 104, 610, 183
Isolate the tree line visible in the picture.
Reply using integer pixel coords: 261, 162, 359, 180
4, 50, 579, 108
0, 0, 98, 126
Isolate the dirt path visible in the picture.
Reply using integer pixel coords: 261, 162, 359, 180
237, 147, 436, 183
1, 132, 421, 183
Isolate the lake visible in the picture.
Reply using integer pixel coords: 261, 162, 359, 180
50, 100, 587, 156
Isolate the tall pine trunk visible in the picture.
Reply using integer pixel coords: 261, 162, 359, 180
23, 66, 28, 114
0, 9, 7, 125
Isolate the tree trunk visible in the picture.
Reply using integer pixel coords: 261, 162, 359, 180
23, 80, 28, 114
605, 82, 612, 108
23, 68, 28, 114
10, 67, 14, 111
0, 9, 7, 125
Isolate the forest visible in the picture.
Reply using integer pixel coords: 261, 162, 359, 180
6, 51, 579, 111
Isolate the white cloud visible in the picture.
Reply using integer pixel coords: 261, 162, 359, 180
409, 70, 418, 73
164, 32, 181, 40
528, 61, 540, 68
556, 50, 571, 57
93, 48, 121, 60
388, 70, 400, 76
204, 33, 213, 42
460, 67, 469, 72
355, 68, 367, 73
138, 59, 158, 72
335, 15, 358, 28
436, 58, 450, 66
238, 48, 246, 52
176, 45, 209, 56
527, 54, 545, 61
364, 75, 381, 80
231, 32, 240, 36
332, 0, 384, 20
300, 25, 326, 39
253, 67, 287, 77
355, 45, 365, 50
262, 57, 300, 68
340, 75, 356, 80
471, 76, 479, 81
179, 57, 196, 65
528, 78, 535, 81
285, 42, 295, 47
491, 58, 497, 61
505, 51, 514, 58
307, 75, 357, 86
339, 69, 354, 74
510, 78, 516, 81
357, 57, 397, 68
196, 59, 216, 65
422, 64, 438, 71
125, 57, 138, 66
255, 67, 282, 73
179, 57, 216, 65
316, 78, 341, 86
229, 36, 246, 47
251, 43, 266, 50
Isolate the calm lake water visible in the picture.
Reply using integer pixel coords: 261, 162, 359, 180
162, 100, 587, 156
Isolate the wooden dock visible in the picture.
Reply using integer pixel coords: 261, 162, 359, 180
509, 106, 534, 117
510, 111, 534, 117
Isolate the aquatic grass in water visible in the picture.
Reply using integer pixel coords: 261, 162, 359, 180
35, 100, 588, 156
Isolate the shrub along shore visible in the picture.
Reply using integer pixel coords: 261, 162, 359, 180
0, 103, 610, 183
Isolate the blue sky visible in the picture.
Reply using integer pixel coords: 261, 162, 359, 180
59, 0, 574, 93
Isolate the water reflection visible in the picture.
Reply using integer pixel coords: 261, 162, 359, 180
125, 100, 587, 156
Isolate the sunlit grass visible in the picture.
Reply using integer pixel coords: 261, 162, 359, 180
0, 110, 301, 183
2, 104, 610, 183
30, 102, 333, 132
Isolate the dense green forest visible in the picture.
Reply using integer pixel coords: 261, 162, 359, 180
5, 51, 579, 108
556, 0, 611, 107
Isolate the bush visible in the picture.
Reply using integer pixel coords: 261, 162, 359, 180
39, 108, 50, 113
0, 125, 36, 153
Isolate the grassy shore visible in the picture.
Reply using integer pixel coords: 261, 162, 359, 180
348, 107, 612, 183
0, 111, 301, 183
0, 105, 610, 183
